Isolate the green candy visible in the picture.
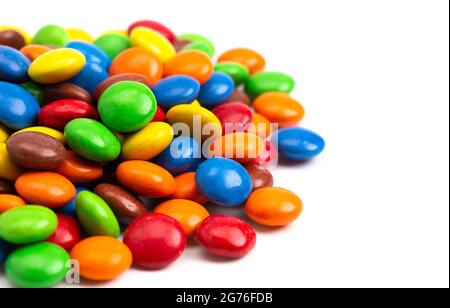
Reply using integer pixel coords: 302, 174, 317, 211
98, 81, 157, 133
21, 81, 44, 105
64, 118, 121, 163
94, 33, 131, 60
178, 33, 215, 57
215, 62, 250, 85
6, 242, 70, 288
76, 191, 120, 238
183, 41, 215, 58
32, 25, 69, 47
0, 206, 57, 245
245, 72, 296, 98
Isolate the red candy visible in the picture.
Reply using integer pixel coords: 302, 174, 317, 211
196, 215, 257, 259
253, 140, 278, 168
151, 106, 166, 122
39, 99, 98, 130
46, 214, 81, 251
128, 20, 176, 43
123, 213, 187, 269
212, 103, 253, 134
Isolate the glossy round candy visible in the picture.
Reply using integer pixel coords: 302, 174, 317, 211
209, 132, 265, 163
196, 215, 257, 259
0, 30, 26, 50
64, 119, 121, 163
0, 205, 58, 244
110, 47, 162, 85
246, 72, 295, 98
12, 126, 65, 143
28, 48, 86, 84
93, 73, 150, 101
20, 44, 52, 62
215, 62, 250, 86
121, 122, 173, 161
6, 132, 66, 170
245, 187, 303, 227
66, 41, 111, 70
164, 50, 214, 84
128, 20, 176, 43
0, 143, 24, 181
69, 60, 108, 93
15, 172, 76, 208
198, 72, 235, 109
0, 82, 40, 130
39, 99, 98, 130
94, 183, 147, 225
70, 236, 132, 281
178, 34, 215, 57
130, 27, 176, 63
5, 242, 70, 288
67, 28, 94, 42
152, 75, 200, 111
195, 158, 253, 207
98, 81, 157, 133
0, 194, 26, 214
124, 213, 187, 269
0, 26, 31, 44
94, 33, 131, 60
0, 45, 30, 83
32, 24, 69, 47
172, 172, 208, 204
254, 92, 305, 128
275, 127, 325, 161
218, 48, 266, 74
56, 151, 103, 183
244, 165, 274, 192
43, 82, 92, 105
117, 161, 176, 198
212, 102, 253, 134
154, 136, 201, 176
45, 214, 81, 251
75, 191, 120, 237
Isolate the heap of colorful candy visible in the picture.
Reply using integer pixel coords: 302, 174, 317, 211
0, 21, 325, 288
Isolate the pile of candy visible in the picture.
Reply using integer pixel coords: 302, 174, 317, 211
0, 21, 325, 288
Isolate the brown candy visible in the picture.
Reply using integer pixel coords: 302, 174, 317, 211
0, 179, 14, 194
93, 73, 151, 102
0, 30, 26, 50
43, 83, 92, 105
173, 38, 192, 52
244, 165, 274, 191
6, 132, 66, 171
226, 90, 252, 106
94, 183, 147, 225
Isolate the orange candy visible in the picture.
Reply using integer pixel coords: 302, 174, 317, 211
172, 172, 208, 204
253, 92, 305, 128
209, 132, 265, 163
15, 172, 76, 208
20, 44, 52, 61
249, 112, 272, 138
154, 199, 209, 237
164, 50, 213, 84
116, 160, 176, 198
70, 236, 132, 281
0, 194, 26, 214
109, 47, 163, 85
218, 48, 266, 74
245, 187, 303, 227
56, 151, 103, 183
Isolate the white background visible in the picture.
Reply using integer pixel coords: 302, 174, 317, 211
1, 0, 448, 288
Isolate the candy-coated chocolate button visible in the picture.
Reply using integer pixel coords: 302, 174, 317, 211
56, 151, 103, 183
93, 73, 150, 101
32, 24, 68, 47
172, 172, 208, 204
218, 48, 266, 74
212, 102, 253, 134
20, 44, 52, 62
67, 28, 94, 42
0, 30, 26, 50
12, 126, 65, 143
0, 26, 31, 44
254, 92, 305, 128
244, 165, 274, 191
215, 62, 250, 85
0, 45, 30, 83
39, 99, 98, 130
178, 34, 215, 57
130, 27, 176, 63
94, 33, 131, 60
152, 75, 200, 111
198, 72, 235, 109
69, 60, 108, 94
45, 214, 81, 251
43, 82, 92, 105
246, 72, 295, 98
275, 127, 325, 161
66, 41, 111, 70
209, 132, 265, 163
164, 50, 214, 84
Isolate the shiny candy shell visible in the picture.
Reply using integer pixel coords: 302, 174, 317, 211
43, 82, 92, 105
212, 102, 253, 134
0, 30, 26, 50
56, 151, 103, 183
172, 172, 208, 204
246, 72, 295, 98
94, 33, 131, 60
0, 45, 30, 83
164, 50, 214, 85
215, 62, 250, 85
198, 72, 235, 109
39, 99, 98, 130
152, 75, 200, 111
128, 20, 176, 43
0, 194, 26, 214
244, 165, 274, 191
209, 132, 265, 163
20, 44, 52, 62
66, 41, 110, 70
93, 73, 150, 102
45, 214, 81, 251
275, 127, 325, 161
130, 27, 176, 63
32, 24, 68, 47
12, 126, 65, 143
69, 60, 108, 94
218, 48, 266, 74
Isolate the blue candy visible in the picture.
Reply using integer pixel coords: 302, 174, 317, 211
0, 82, 40, 129
152, 75, 200, 111
69, 61, 108, 93
275, 127, 325, 161
59, 186, 90, 217
198, 72, 235, 109
66, 41, 111, 70
0, 45, 30, 83
195, 157, 252, 207
154, 136, 201, 176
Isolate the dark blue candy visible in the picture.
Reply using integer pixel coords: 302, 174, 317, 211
69, 61, 108, 94
152, 75, 200, 111
195, 158, 252, 207
66, 41, 111, 70
198, 72, 235, 109
154, 136, 201, 176
59, 186, 90, 217
275, 127, 325, 161
0, 45, 30, 83
0, 82, 40, 129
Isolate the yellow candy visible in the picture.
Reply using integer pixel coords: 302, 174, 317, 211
28, 48, 86, 84
0, 25, 32, 43
12, 127, 65, 143
67, 28, 94, 42
122, 122, 174, 161
130, 27, 176, 63
166, 101, 222, 140
0, 143, 23, 181
0, 124, 9, 143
